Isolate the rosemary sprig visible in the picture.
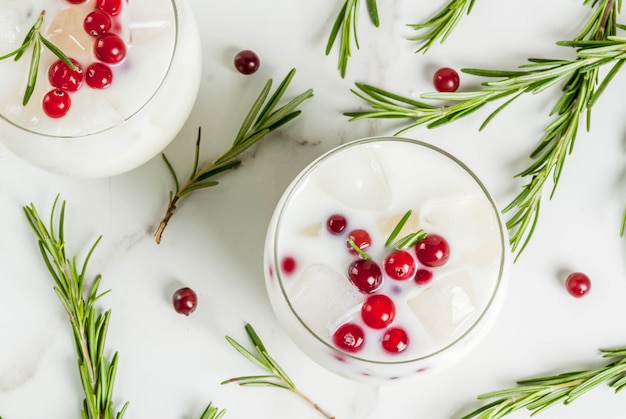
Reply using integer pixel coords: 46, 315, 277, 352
407, 0, 476, 53
222, 323, 335, 419
346, 0, 621, 258
194, 402, 226, 419
0, 10, 75, 106
23, 196, 129, 419
154, 69, 313, 243
460, 347, 626, 419
384, 209, 428, 249
326, 0, 379, 78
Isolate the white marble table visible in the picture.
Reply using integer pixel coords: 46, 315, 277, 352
1, 1, 626, 418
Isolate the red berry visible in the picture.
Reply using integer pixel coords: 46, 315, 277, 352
85, 62, 113, 89
281, 256, 297, 274
347, 259, 383, 293
95, 33, 126, 64
361, 294, 395, 329
433, 67, 460, 92
234, 50, 260, 75
42, 89, 71, 118
347, 229, 371, 255
66, 0, 87, 3
565, 272, 591, 298
384, 250, 416, 280
416, 234, 450, 267
327, 214, 347, 235
84, 10, 112, 36
382, 327, 409, 353
414, 269, 433, 286
96, 0, 123, 16
333, 323, 365, 352
172, 287, 198, 316
48, 58, 83, 92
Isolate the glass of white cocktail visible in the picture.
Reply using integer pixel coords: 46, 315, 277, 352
265, 137, 510, 382
0, 0, 201, 177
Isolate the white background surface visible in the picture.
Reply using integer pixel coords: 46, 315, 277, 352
1, 0, 626, 418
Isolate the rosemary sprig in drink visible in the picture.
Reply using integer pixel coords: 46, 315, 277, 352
23, 196, 129, 419
407, 0, 476, 53
154, 68, 314, 243
346, 0, 620, 258
326, 0, 379, 78
0, 10, 75, 106
222, 323, 335, 419
384, 209, 427, 249
460, 347, 626, 418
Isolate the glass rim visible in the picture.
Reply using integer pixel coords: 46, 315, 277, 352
271, 136, 509, 366
0, 0, 180, 139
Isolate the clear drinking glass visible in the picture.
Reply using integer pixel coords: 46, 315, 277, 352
0, 0, 201, 177
264, 137, 510, 382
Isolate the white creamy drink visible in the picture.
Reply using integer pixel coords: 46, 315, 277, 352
265, 137, 509, 382
0, 0, 201, 177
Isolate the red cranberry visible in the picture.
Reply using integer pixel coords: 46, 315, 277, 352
347, 229, 371, 255
84, 10, 112, 36
96, 0, 123, 16
95, 33, 126, 64
433, 67, 460, 92
415, 234, 450, 267
382, 327, 409, 353
384, 250, 416, 280
172, 287, 198, 316
42, 89, 71, 118
234, 50, 260, 75
414, 269, 433, 286
347, 259, 382, 293
333, 323, 365, 352
326, 214, 347, 235
565, 272, 591, 298
361, 294, 395, 329
281, 256, 297, 274
85, 63, 113, 89
48, 58, 83, 92
65, 0, 87, 3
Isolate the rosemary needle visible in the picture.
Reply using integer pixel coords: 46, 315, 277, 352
154, 68, 314, 244
23, 196, 128, 419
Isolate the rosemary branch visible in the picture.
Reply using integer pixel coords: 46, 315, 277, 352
326, 0, 379, 78
222, 323, 335, 419
407, 0, 476, 53
23, 196, 128, 419
0, 10, 75, 106
460, 347, 626, 418
346, 0, 621, 258
154, 68, 313, 243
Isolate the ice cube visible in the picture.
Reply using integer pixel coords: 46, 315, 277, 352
422, 197, 501, 267
287, 264, 364, 337
407, 270, 477, 344
317, 148, 391, 211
